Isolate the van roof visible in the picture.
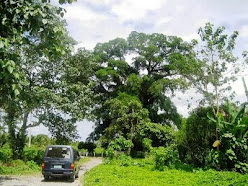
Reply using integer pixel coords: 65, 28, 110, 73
46, 145, 72, 148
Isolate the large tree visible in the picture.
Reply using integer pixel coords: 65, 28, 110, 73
87, 32, 200, 141
0, 0, 76, 158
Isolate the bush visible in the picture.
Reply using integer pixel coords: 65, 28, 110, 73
138, 122, 176, 148
94, 146, 104, 156
23, 147, 45, 164
0, 148, 12, 163
117, 154, 132, 166
151, 145, 178, 171
109, 136, 133, 152
27, 160, 40, 170
79, 148, 88, 156
105, 146, 115, 159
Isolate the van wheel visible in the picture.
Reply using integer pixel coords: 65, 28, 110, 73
75, 171, 79, 178
44, 175, 49, 180
70, 174, 75, 182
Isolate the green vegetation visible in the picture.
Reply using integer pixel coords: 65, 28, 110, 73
1, 0, 248, 183
0, 145, 91, 175
0, 160, 40, 175
84, 158, 248, 186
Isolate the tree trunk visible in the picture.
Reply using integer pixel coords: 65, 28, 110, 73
6, 108, 29, 159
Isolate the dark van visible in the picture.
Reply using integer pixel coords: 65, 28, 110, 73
42, 145, 80, 182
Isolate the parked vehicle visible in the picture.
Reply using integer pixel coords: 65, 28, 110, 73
42, 145, 80, 182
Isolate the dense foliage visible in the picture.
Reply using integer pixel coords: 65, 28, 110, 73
0, 0, 247, 178
208, 102, 248, 173
177, 107, 216, 166
0, 0, 80, 158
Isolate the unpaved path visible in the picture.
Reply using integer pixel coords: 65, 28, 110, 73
0, 158, 102, 186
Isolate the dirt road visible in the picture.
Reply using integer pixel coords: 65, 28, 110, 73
0, 158, 102, 186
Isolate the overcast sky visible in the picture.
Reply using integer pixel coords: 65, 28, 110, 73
33, 0, 248, 140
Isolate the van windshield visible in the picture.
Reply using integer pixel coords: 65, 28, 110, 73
46, 147, 71, 159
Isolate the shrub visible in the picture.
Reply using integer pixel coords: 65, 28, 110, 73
105, 146, 115, 159
0, 148, 12, 163
117, 154, 132, 167
142, 138, 152, 152
109, 136, 133, 152
94, 146, 104, 156
138, 122, 176, 148
79, 148, 88, 156
27, 160, 40, 170
151, 145, 178, 171
23, 147, 45, 164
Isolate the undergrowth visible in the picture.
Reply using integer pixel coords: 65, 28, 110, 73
84, 157, 248, 186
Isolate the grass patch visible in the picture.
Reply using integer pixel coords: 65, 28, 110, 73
0, 160, 40, 175
84, 158, 248, 186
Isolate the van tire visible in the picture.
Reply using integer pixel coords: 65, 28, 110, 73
75, 171, 79, 178
70, 174, 75, 182
44, 175, 49, 180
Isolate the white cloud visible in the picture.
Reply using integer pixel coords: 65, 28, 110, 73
239, 26, 248, 38
111, 0, 166, 22
156, 17, 173, 26
64, 5, 107, 22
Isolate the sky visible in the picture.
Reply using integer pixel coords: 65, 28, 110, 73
32, 0, 248, 141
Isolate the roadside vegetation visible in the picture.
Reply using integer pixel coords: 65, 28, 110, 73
84, 157, 248, 186
0, 134, 90, 175
1, 0, 248, 185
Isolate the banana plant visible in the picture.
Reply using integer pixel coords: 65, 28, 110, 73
208, 102, 248, 140
208, 101, 248, 172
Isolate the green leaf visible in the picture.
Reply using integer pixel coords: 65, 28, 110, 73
7, 66, 13, 74
0, 40, 4, 48
223, 133, 233, 138
16, 9, 21, 14
2, 16, 7, 25
14, 89, 20, 96
13, 72, 20, 79
42, 19, 48, 24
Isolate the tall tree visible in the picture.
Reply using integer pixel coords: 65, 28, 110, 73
127, 31, 199, 127
192, 23, 240, 150
194, 23, 239, 113
0, 0, 75, 158
88, 32, 200, 141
